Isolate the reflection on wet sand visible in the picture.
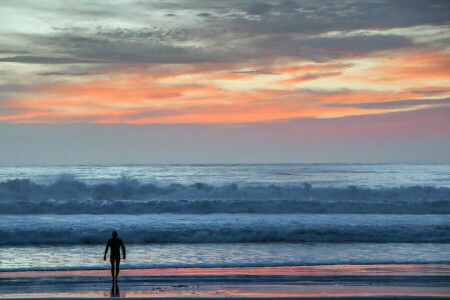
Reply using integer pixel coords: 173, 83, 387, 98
3, 263, 449, 277
110, 281, 120, 297
0, 264, 449, 298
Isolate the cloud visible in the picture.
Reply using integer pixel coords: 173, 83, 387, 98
325, 97, 450, 109
0, 56, 96, 64
0, 49, 29, 54
0, 33, 418, 64
248, 34, 418, 62
411, 89, 450, 95
295, 35, 413, 52
0, 71, 435, 124
343, 50, 450, 85
197, 12, 212, 17
231, 0, 450, 35
276, 72, 342, 85
244, 2, 273, 15
1, 0, 445, 66
0, 83, 34, 101
94, 27, 192, 42
229, 70, 278, 75
20, 32, 217, 64
0, 0, 448, 127
36, 71, 95, 76
2, 50, 448, 124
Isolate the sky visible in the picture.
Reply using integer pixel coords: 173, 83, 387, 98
0, 0, 449, 164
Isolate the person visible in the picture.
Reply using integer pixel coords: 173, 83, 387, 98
104, 230, 126, 282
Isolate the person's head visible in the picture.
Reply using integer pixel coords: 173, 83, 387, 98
112, 230, 118, 237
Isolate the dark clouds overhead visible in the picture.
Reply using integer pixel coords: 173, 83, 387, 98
0, 0, 448, 65
229, 0, 450, 34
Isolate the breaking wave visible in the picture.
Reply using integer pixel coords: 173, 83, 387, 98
0, 178, 449, 214
1, 214, 449, 245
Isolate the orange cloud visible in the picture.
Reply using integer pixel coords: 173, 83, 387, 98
344, 49, 450, 84
270, 63, 347, 86
2, 48, 449, 124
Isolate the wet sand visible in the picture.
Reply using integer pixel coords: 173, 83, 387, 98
1, 264, 449, 298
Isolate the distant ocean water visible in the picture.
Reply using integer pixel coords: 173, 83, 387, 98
1, 163, 449, 271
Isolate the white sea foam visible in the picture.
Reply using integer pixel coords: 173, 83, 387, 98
0, 178, 449, 214
1, 164, 449, 188
2, 243, 450, 272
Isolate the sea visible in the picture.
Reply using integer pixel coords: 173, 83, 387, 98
1, 163, 449, 272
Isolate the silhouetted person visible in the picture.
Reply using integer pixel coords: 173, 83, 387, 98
104, 230, 126, 282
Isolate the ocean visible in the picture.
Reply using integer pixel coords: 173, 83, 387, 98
1, 163, 449, 272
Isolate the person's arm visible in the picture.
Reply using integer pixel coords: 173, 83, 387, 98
104, 240, 110, 260
121, 240, 126, 260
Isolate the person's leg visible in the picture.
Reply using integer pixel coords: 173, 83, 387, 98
110, 257, 115, 280
115, 257, 121, 279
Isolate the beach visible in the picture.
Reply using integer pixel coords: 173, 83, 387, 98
2, 264, 449, 298
1, 164, 449, 298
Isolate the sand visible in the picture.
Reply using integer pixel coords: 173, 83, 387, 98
1, 264, 449, 299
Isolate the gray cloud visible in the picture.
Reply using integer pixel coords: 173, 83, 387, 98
36, 71, 95, 76
325, 98, 450, 109
0, 83, 31, 94
0, 0, 447, 65
0, 49, 29, 54
0, 56, 97, 64
9, 32, 215, 64
0, 83, 36, 99
230, 70, 279, 75
295, 35, 413, 52
146, 0, 450, 31
411, 89, 450, 95
0, 107, 24, 116
197, 12, 212, 17
295, 72, 342, 81
251, 34, 415, 62
244, 2, 273, 15
229, 0, 450, 35
94, 27, 192, 42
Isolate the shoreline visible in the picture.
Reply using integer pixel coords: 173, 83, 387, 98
3, 263, 450, 276
1, 264, 449, 299
5, 295, 450, 300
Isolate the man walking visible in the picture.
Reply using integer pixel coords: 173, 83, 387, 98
104, 231, 126, 282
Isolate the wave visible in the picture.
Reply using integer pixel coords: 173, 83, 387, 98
1, 214, 449, 245
2, 225, 449, 244
0, 178, 449, 214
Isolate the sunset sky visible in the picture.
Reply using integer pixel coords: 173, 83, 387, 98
0, 0, 449, 164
